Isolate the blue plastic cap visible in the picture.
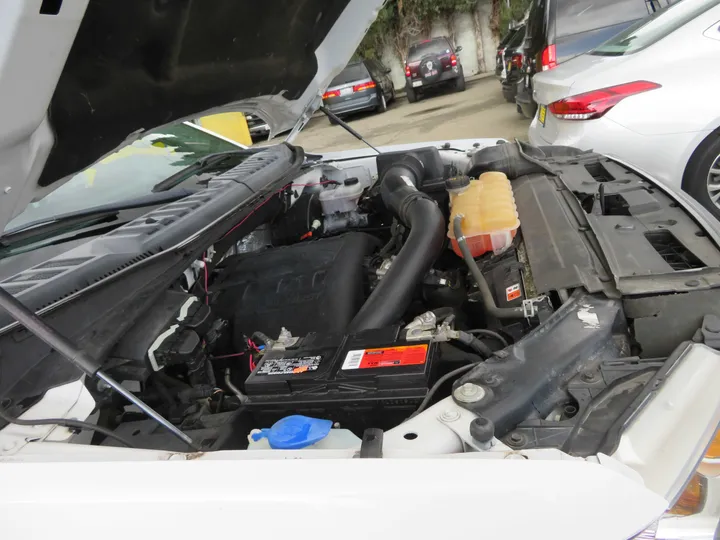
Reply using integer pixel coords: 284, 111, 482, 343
251, 415, 333, 449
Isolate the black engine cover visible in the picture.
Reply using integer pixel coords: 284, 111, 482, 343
212, 233, 379, 347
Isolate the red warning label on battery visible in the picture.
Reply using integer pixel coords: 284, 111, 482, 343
506, 283, 522, 301
341, 344, 428, 370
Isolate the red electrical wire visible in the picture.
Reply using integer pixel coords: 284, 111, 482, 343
211, 352, 246, 359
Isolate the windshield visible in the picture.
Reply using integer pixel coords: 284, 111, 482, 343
330, 63, 370, 85
556, 0, 651, 39
5, 122, 244, 233
408, 39, 452, 61
591, 0, 720, 55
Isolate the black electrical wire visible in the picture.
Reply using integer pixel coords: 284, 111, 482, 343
407, 363, 476, 420
467, 329, 510, 349
0, 408, 136, 449
454, 331, 494, 358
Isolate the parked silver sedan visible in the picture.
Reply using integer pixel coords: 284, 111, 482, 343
529, 0, 720, 218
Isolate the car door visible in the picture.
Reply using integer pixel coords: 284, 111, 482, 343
375, 60, 393, 97
524, 0, 549, 80
369, 60, 389, 98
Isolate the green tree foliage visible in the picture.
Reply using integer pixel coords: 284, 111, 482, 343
499, 0, 532, 35
358, 0, 481, 61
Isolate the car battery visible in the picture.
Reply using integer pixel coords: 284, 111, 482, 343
243, 326, 438, 430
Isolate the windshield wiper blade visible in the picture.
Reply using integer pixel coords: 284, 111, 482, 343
151, 148, 261, 193
1, 189, 193, 247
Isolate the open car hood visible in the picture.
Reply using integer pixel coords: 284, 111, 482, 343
0, 0, 383, 233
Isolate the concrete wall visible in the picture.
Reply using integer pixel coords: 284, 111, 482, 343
453, 12, 480, 76
379, 5, 496, 91
381, 44, 407, 91
474, 0, 498, 74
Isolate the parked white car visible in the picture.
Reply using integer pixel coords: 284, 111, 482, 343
529, 0, 720, 218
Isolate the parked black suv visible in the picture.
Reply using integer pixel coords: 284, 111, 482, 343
516, 0, 675, 119
404, 36, 465, 103
495, 25, 525, 80
498, 25, 526, 105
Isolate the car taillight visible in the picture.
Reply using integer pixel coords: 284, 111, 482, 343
511, 52, 523, 69
548, 81, 661, 121
353, 81, 376, 92
541, 45, 557, 71
322, 90, 340, 100
405, 65, 411, 77
451, 54, 457, 66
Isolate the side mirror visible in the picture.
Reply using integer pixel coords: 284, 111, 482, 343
385, 68, 392, 74
455, 45, 463, 52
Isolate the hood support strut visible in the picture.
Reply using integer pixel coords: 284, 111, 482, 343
0, 287, 200, 451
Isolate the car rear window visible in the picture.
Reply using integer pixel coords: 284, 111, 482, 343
499, 28, 520, 48
408, 39, 452, 61
508, 26, 527, 48
592, 0, 720, 55
556, 0, 651, 38
330, 63, 370, 86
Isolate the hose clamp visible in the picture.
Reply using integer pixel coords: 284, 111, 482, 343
455, 214, 466, 242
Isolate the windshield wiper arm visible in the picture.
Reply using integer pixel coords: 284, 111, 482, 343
0, 189, 193, 247
151, 148, 261, 193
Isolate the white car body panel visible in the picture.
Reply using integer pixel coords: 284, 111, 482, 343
0, 454, 666, 540
8, 335, 720, 538
529, 1, 720, 199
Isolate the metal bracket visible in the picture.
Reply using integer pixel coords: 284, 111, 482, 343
522, 295, 548, 319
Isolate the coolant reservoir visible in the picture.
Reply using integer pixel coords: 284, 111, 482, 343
447, 172, 520, 257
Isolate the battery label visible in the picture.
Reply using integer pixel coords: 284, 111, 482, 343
257, 355, 322, 376
506, 283, 522, 301
341, 344, 428, 370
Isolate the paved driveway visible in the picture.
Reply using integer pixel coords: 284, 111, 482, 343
293, 76, 531, 152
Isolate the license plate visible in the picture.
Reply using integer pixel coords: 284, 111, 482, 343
339, 87, 353, 96
412, 80, 423, 87
507, 61, 512, 72
538, 104, 547, 127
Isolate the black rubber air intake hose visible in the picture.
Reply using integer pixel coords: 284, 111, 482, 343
349, 155, 446, 331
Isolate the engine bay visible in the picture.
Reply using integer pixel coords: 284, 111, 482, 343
5, 140, 720, 456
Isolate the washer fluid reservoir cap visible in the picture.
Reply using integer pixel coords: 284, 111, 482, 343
250, 415, 333, 449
